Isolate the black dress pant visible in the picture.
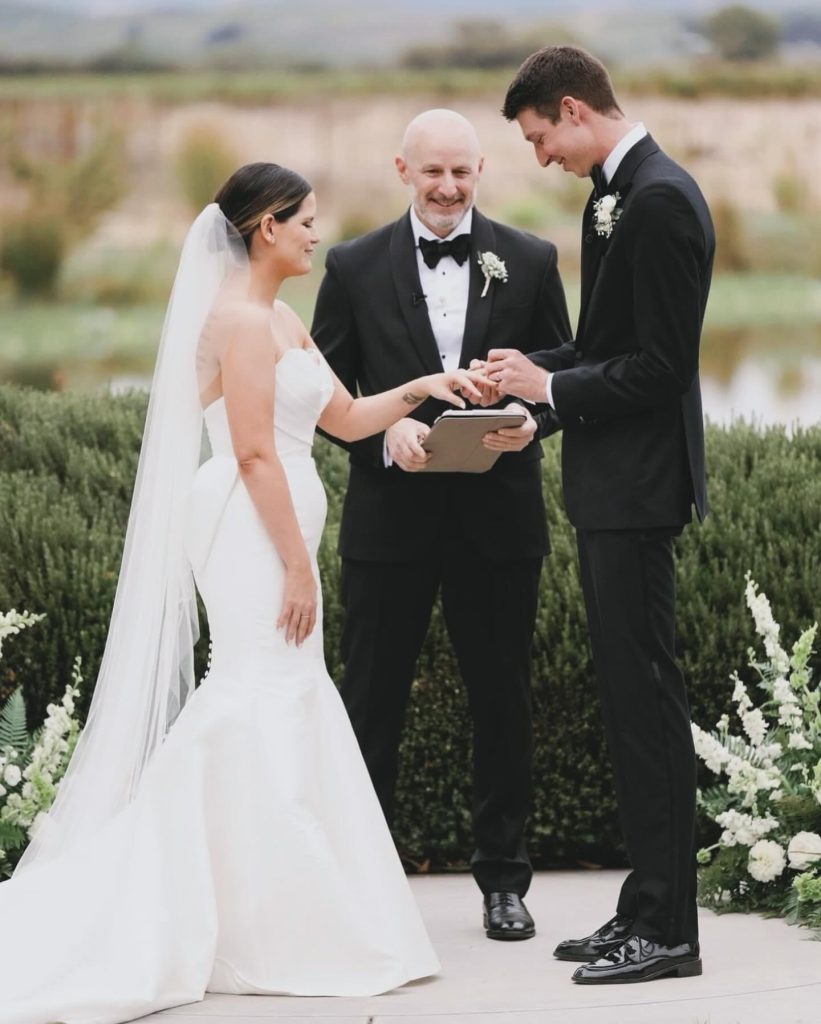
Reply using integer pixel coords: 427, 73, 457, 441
577, 528, 698, 945
339, 553, 542, 897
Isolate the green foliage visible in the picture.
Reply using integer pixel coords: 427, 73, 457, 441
175, 125, 239, 213
1, 384, 819, 868
2, 64, 821, 106
711, 199, 749, 272
0, 125, 127, 299
0, 214, 67, 297
0, 689, 29, 755
7, 128, 127, 243
702, 5, 781, 62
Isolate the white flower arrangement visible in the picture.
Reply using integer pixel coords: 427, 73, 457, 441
592, 192, 623, 238
788, 832, 821, 871
476, 251, 508, 298
0, 611, 83, 878
693, 575, 820, 931
748, 839, 786, 883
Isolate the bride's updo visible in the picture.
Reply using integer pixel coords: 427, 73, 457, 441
214, 162, 312, 251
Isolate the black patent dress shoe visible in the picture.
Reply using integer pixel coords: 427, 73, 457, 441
572, 935, 702, 984
553, 913, 633, 962
483, 892, 535, 940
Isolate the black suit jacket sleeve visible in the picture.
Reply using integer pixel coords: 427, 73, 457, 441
551, 184, 707, 423
529, 245, 571, 440
311, 248, 386, 468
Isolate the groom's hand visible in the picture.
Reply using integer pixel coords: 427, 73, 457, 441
482, 403, 537, 453
485, 349, 549, 403
386, 418, 431, 472
468, 359, 501, 406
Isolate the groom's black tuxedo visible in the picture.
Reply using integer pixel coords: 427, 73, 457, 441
312, 208, 571, 895
531, 134, 711, 531
531, 135, 714, 946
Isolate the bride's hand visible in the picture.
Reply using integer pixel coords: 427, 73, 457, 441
277, 562, 317, 646
419, 369, 484, 408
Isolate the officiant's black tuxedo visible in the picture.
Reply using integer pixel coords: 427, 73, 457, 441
312, 208, 571, 895
530, 135, 714, 945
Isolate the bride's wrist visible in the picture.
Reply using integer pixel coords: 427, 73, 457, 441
401, 377, 429, 407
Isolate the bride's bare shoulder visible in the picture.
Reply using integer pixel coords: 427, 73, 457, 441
200, 299, 273, 361
273, 299, 311, 346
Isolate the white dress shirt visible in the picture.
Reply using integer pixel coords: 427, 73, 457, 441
544, 123, 647, 408
384, 206, 474, 466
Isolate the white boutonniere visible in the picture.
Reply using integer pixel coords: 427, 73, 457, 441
477, 251, 508, 298
592, 192, 623, 239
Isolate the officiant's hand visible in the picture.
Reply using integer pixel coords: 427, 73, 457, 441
482, 403, 537, 453
386, 418, 431, 472
485, 349, 549, 403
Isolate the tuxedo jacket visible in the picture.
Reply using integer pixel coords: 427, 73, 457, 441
530, 135, 714, 531
311, 208, 572, 562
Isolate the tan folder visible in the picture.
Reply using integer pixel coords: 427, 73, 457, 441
419, 409, 527, 473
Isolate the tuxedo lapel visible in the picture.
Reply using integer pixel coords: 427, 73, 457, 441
578, 192, 603, 338
390, 214, 443, 374
459, 209, 496, 368
577, 135, 660, 337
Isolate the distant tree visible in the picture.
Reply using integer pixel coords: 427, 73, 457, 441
703, 4, 780, 61
402, 19, 577, 71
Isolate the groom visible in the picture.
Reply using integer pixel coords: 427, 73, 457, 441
481, 47, 714, 983
312, 109, 571, 939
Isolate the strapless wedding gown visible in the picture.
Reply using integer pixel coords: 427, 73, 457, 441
0, 348, 438, 1024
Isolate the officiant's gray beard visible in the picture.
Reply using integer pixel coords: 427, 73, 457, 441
414, 193, 475, 236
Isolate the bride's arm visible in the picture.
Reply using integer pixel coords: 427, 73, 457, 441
311, 350, 482, 444
221, 307, 316, 647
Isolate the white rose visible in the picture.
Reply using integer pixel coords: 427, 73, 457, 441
748, 839, 786, 883
600, 195, 617, 213
3, 764, 21, 788
787, 832, 821, 870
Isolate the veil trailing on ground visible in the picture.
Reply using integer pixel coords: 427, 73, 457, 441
17, 204, 248, 871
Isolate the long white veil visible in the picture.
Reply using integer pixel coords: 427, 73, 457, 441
17, 204, 248, 871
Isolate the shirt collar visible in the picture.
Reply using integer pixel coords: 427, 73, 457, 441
602, 122, 647, 185
410, 205, 474, 245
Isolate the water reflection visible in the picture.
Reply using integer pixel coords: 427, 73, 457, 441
6, 334, 819, 430
701, 357, 820, 430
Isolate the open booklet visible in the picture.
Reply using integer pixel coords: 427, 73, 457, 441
419, 408, 527, 474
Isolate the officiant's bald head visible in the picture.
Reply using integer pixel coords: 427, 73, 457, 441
396, 109, 484, 238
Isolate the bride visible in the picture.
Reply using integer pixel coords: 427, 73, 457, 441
0, 163, 483, 1024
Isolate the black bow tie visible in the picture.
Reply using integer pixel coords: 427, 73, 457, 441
590, 164, 607, 197
418, 234, 471, 269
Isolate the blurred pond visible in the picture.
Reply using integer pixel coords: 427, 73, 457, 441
11, 330, 814, 431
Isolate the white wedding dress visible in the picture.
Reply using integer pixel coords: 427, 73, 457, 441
0, 347, 439, 1024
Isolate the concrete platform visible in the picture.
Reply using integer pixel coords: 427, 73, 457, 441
139, 869, 821, 1024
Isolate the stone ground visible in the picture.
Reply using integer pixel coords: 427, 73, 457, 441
138, 869, 821, 1024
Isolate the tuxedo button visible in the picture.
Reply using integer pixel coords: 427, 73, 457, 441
584, 234, 593, 244
575, 351, 583, 361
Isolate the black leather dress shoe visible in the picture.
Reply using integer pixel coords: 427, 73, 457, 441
553, 913, 633, 962
483, 892, 535, 940
572, 935, 702, 984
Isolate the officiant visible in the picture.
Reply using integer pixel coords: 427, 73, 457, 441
312, 109, 571, 939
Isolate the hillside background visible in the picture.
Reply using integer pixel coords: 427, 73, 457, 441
0, 0, 819, 426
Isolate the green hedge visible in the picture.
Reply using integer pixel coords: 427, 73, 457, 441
1, 383, 819, 867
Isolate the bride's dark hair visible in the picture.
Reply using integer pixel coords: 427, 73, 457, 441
214, 162, 312, 250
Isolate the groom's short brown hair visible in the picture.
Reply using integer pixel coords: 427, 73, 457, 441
502, 45, 622, 123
